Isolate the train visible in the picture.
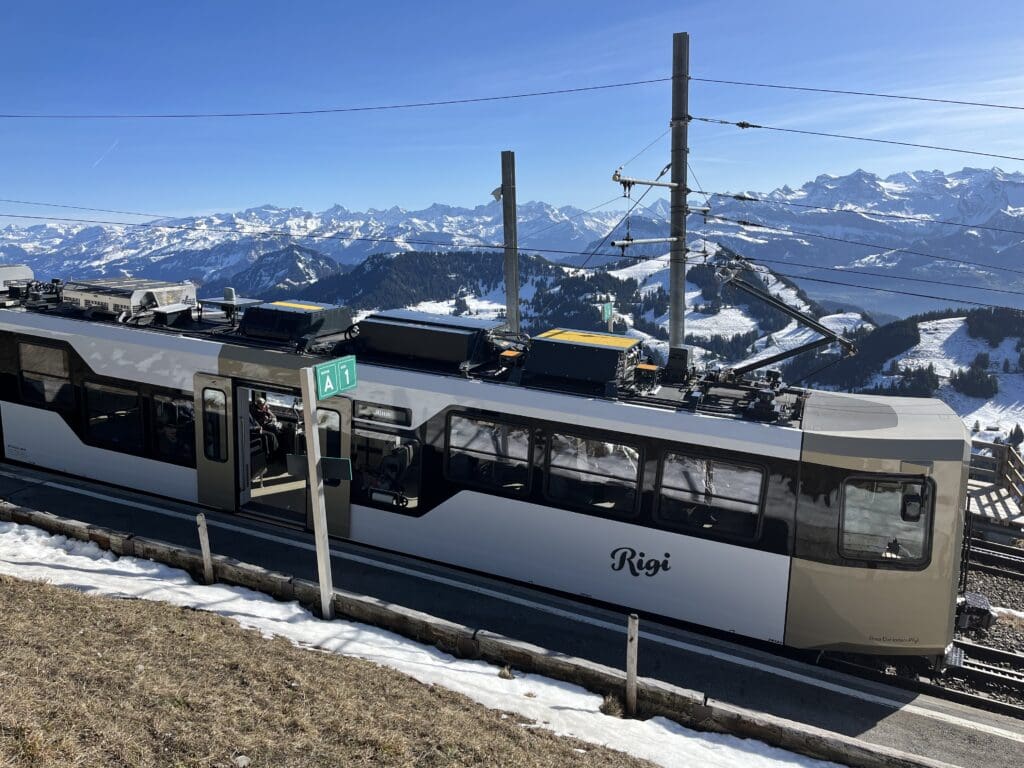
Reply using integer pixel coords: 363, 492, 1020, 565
0, 274, 972, 658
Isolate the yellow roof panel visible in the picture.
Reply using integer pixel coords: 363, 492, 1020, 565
270, 300, 325, 312
537, 328, 638, 349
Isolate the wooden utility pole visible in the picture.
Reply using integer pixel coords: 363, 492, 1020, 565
501, 150, 521, 333
668, 32, 689, 350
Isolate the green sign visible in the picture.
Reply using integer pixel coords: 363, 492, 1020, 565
315, 355, 357, 399
601, 301, 614, 322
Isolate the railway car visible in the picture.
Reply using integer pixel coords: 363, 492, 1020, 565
0, 276, 971, 657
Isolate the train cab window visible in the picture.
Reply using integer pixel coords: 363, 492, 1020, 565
202, 388, 228, 462
84, 382, 143, 454
840, 478, 931, 566
546, 432, 639, 517
352, 428, 421, 511
656, 454, 764, 540
18, 342, 73, 410
446, 414, 530, 496
152, 394, 196, 466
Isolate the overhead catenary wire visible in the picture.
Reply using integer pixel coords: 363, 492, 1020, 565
0, 77, 673, 120
706, 213, 1024, 278
691, 115, 1024, 164
618, 128, 672, 170
518, 196, 624, 244
626, 196, 1024, 296
708, 191, 1024, 239
690, 76, 1024, 112
578, 163, 671, 270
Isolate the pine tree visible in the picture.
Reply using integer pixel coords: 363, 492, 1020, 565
1010, 424, 1024, 446
972, 420, 980, 433
1004, 358, 1011, 373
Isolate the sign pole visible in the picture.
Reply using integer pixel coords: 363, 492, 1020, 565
300, 365, 335, 620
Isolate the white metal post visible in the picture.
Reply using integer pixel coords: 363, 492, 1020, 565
300, 366, 335, 620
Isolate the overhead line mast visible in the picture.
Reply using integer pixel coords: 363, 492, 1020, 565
611, 32, 704, 382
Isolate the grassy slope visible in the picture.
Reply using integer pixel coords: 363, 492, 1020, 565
0, 575, 653, 768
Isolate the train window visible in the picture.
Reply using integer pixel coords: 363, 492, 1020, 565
352, 428, 421, 511
18, 342, 73, 410
446, 414, 530, 496
152, 394, 196, 466
656, 454, 764, 539
317, 408, 342, 458
546, 432, 639, 517
202, 388, 228, 462
84, 382, 143, 453
840, 478, 931, 565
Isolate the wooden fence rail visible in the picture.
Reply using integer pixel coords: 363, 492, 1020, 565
970, 439, 1024, 507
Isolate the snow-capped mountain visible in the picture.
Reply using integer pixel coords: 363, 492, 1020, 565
3, 166, 1023, 311
0, 200, 624, 291
200, 243, 343, 297
704, 167, 1024, 318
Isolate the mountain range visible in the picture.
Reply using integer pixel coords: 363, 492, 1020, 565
2, 167, 1023, 320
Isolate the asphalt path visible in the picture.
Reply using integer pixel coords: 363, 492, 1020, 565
0, 462, 1020, 767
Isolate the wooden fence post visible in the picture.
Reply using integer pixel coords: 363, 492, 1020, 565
196, 513, 214, 585
625, 613, 639, 716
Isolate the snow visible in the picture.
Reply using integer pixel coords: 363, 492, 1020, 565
0, 520, 837, 768
994, 606, 1024, 622
405, 278, 540, 322
873, 317, 1024, 435
737, 313, 868, 370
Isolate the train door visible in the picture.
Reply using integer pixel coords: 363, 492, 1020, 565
234, 382, 352, 537
194, 373, 235, 510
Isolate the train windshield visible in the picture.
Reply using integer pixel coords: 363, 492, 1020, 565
841, 478, 930, 564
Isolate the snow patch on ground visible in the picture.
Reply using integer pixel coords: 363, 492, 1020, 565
873, 317, 1024, 434
0, 521, 838, 768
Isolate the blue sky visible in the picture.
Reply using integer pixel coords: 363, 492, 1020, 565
2, 1, 1024, 218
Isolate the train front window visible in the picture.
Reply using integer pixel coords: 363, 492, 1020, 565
352, 428, 421, 511
446, 414, 530, 495
18, 342, 72, 410
84, 382, 143, 454
840, 478, 930, 565
546, 433, 639, 517
657, 454, 764, 539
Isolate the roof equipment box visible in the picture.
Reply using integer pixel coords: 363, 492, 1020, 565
525, 328, 642, 394
240, 300, 354, 344
355, 309, 504, 367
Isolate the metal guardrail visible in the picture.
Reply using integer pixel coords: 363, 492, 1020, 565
970, 439, 1024, 507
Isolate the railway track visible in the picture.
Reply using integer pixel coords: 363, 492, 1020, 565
951, 640, 1024, 689
820, 640, 1024, 720
968, 537, 1024, 581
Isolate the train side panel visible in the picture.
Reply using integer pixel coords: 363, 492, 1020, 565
350, 491, 792, 643
0, 401, 199, 502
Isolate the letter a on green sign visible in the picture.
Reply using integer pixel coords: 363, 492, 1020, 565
316, 362, 340, 399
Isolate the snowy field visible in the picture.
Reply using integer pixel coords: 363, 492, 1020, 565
874, 317, 1024, 434
737, 313, 868, 370
0, 521, 838, 768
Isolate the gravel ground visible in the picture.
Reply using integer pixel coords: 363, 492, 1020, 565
965, 570, 1024, 614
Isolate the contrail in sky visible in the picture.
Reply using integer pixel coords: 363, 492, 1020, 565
92, 138, 120, 168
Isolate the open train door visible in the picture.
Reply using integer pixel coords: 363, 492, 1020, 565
194, 372, 236, 511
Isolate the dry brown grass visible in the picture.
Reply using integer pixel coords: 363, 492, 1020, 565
0, 575, 655, 768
